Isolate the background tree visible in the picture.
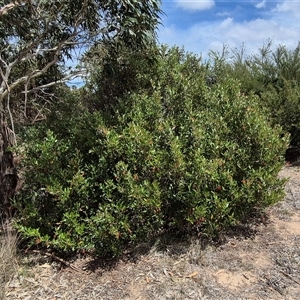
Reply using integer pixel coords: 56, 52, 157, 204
0, 0, 162, 206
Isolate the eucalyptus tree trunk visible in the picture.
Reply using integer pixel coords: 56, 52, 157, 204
0, 100, 17, 207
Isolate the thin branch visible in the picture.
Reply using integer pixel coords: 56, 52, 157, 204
6, 92, 17, 145
74, 0, 89, 28
1, 18, 83, 92
0, 58, 14, 95
24, 78, 29, 118
0, 1, 29, 17
1, 40, 65, 101
279, 270, 300, 285
29, 250, 83, 273
22, 69, 87, 93
0, 2, 103, 102
0, 67, 10, 94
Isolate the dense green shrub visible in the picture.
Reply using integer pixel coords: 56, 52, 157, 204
260, 80, 300, 147
14, 46, 288, 256
208, 42, 300, 147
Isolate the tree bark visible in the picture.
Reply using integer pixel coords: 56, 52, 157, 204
0, 100, 18, 207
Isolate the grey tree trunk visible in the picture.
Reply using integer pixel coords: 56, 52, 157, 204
0, 100, 17, 207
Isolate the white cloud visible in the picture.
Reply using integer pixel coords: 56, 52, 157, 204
158, 16, 300, 60
220, 17, 233, 29
159, 0, 300, 60
175, 0, 215, 11
216, 11, 231, 18
273, 1, 300, 18
255, 0, 266, 9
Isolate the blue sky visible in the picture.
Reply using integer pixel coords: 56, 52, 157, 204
158, 0, 300, 59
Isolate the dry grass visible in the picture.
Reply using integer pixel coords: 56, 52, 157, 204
3, 166, 300, 299
0, 220, 18, 300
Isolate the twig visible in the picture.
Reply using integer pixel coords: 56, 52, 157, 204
44, 252, 82, 273
0, 1, 29, 16
30, 250, 82, 273
280, 270, 300, 285
263, 276, 284, 296
266, 242, 278, 245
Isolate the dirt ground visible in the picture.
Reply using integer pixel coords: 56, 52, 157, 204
5, 166, 300, 300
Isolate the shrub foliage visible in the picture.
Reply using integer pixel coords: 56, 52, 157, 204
14, 46, 288, 256
208, 41, 300, 147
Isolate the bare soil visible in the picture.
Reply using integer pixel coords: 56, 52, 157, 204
5, 166, 300, 300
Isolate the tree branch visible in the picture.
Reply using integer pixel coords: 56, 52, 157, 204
0, 29, 82, 101
23, 69, 87, 93
0, 0, 30, 16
